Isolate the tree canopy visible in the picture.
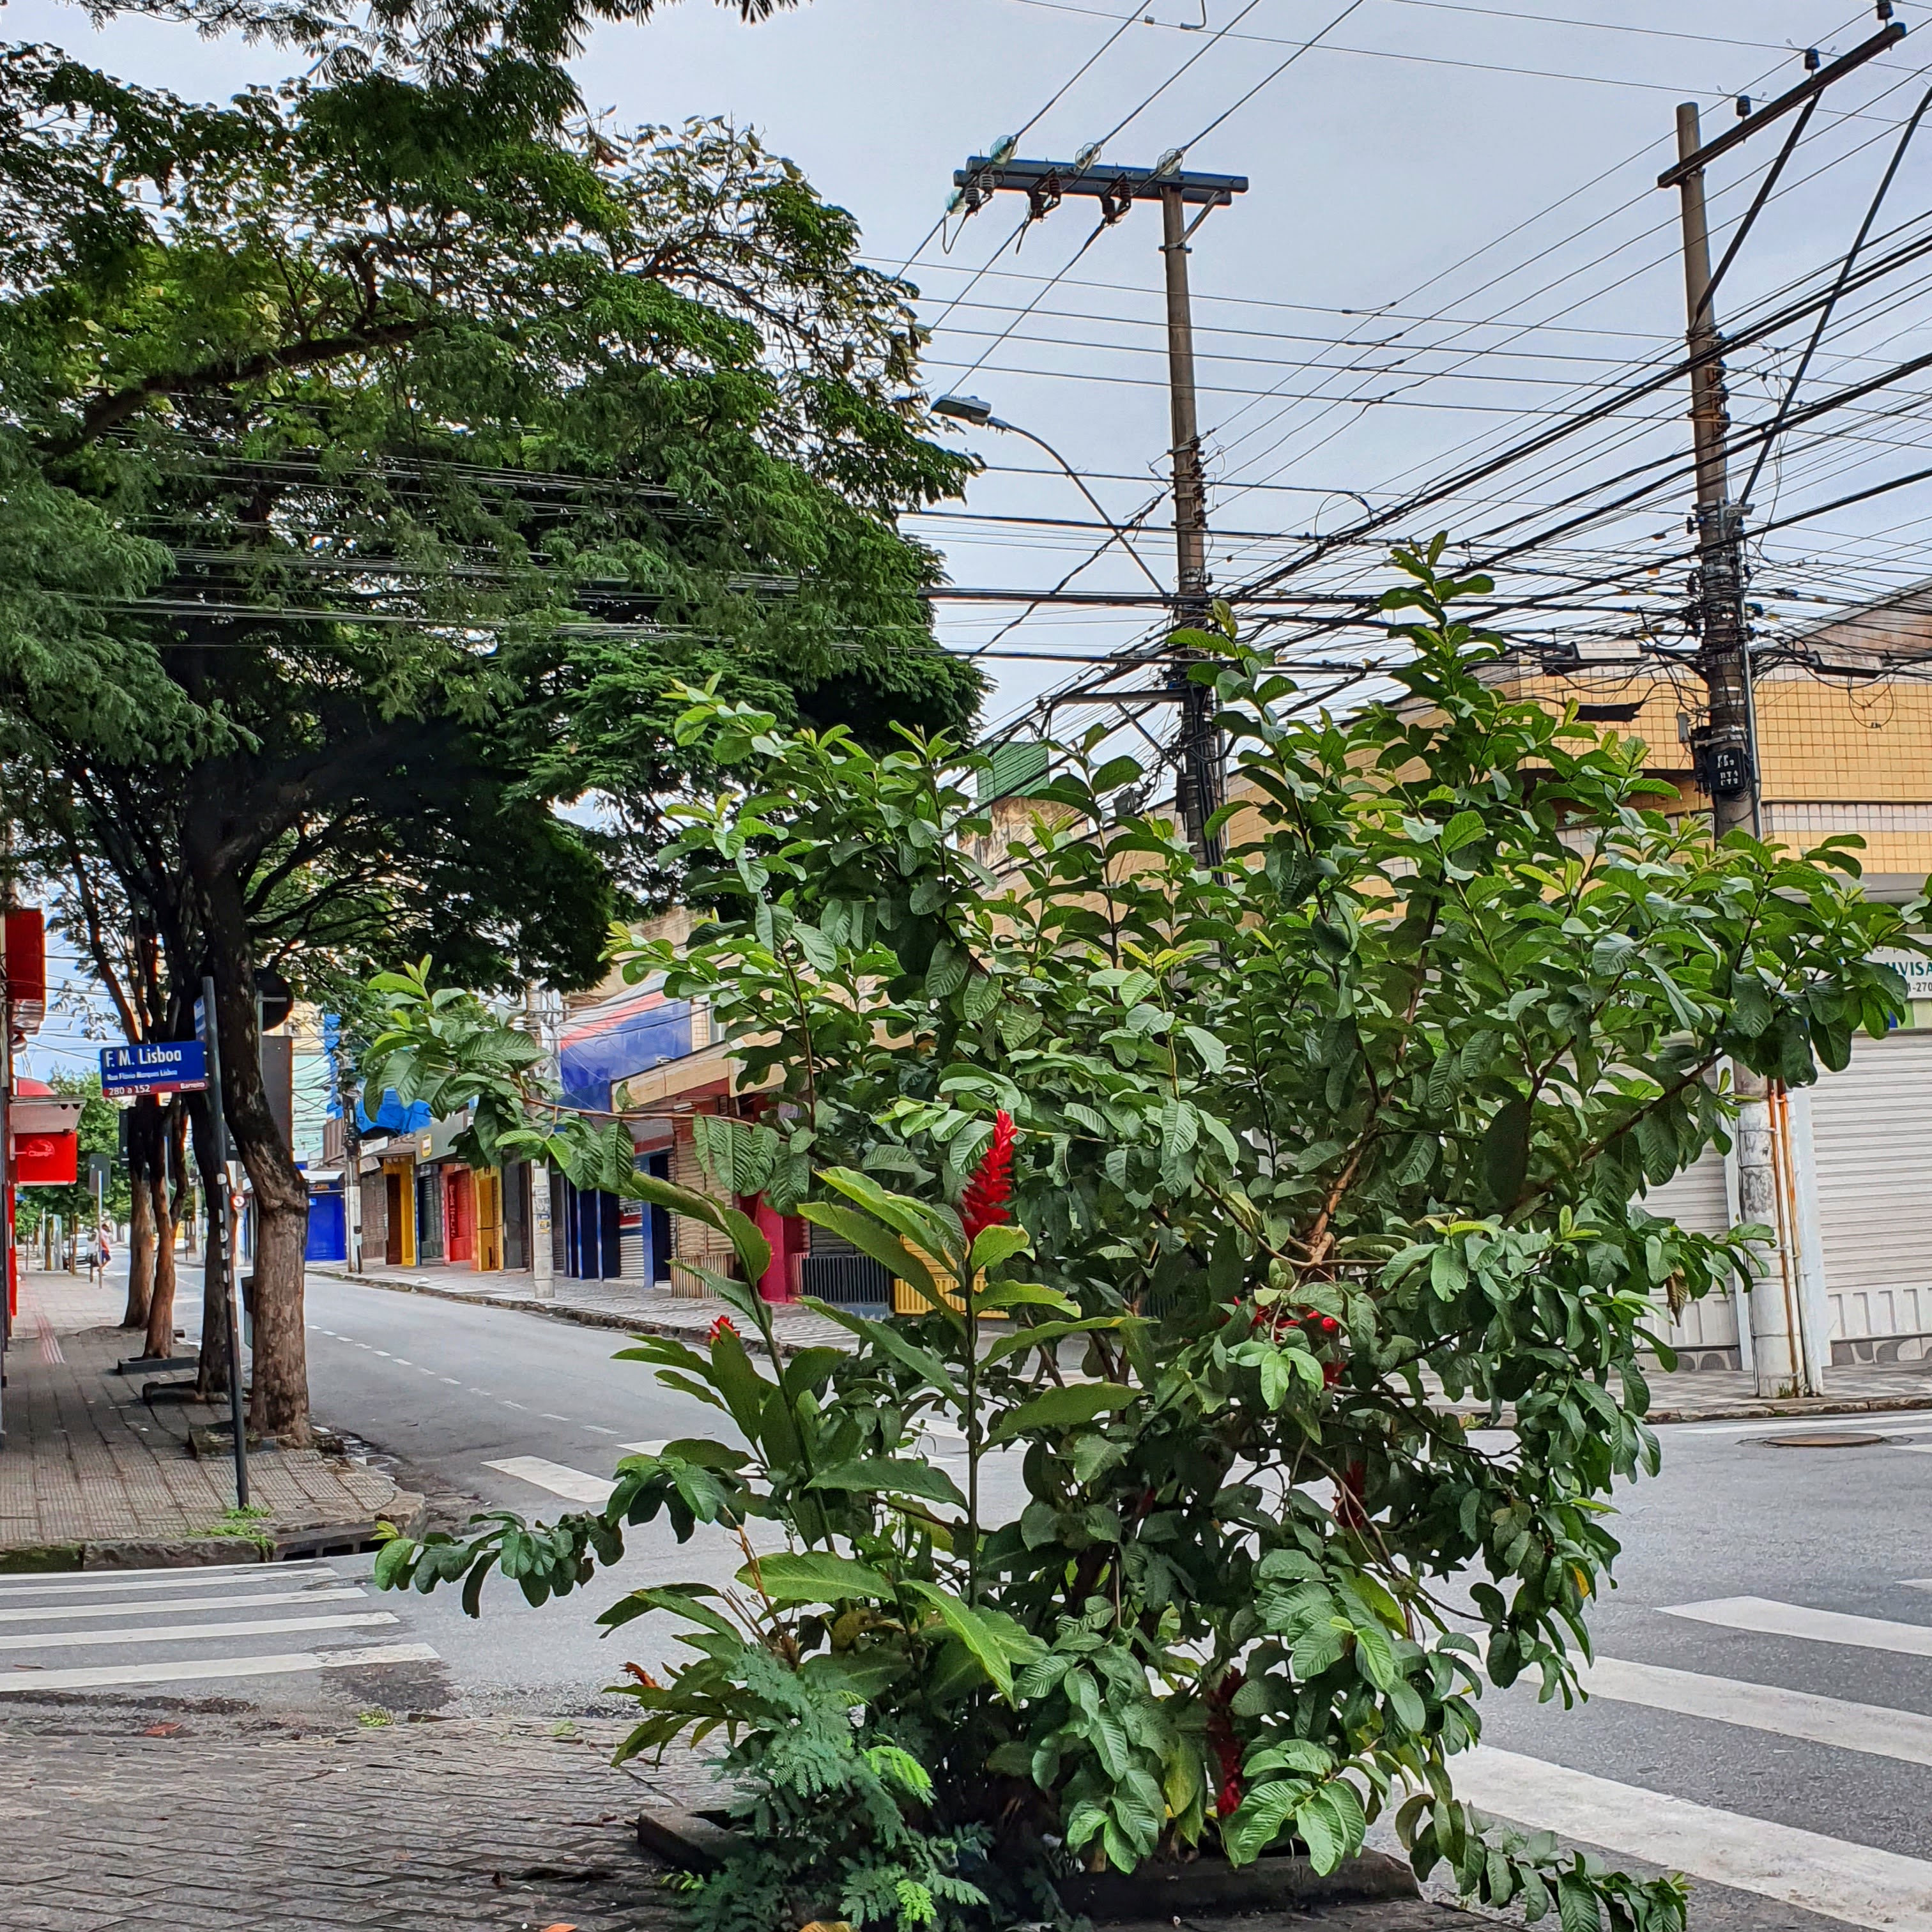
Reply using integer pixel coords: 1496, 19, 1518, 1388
1, 29, 979, 1438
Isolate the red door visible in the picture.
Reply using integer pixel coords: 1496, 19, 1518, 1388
446, 1168, 475, 1264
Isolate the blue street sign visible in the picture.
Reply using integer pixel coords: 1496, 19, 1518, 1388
100, 1039, 209, 1096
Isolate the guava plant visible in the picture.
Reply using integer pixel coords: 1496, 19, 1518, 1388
364, 545, 1913, 1932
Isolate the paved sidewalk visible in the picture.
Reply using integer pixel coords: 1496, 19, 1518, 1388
0, 1273, 421, 1567
316, 1261, 858, 1352
0, 1706, 682, 1931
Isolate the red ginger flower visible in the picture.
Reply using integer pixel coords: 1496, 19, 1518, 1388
707, 1314, 739, 1345
960, 1110, 1016, 1248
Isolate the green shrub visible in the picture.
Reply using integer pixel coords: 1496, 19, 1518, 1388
366, 544, 1915, 1931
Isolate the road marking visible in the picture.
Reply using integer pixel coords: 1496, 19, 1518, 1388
0, 1564, 336, 1595
1661, 1596, 1932, 1659
541, 1413, 572, 1422
585, 1425, 619, 1435
622, 1440, 666, 1457
441, 1377, 461, 1384
502, 1400, 527, 1410
482, 1457, 613, 1505
1581, 1654, 1932, 1768
0, 1641, 440, 1695
0, 1587, 367, 1626
1894, 1443, 1932, 1455
0, 1611, 398, 1653
392, 1358, 411, 1365
1451, 1745, 1932, 1932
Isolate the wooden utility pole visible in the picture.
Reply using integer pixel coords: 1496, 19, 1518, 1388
950, 155, 1247, 858
1671, 102, 1758, 839
1659, 17, 1906, 1395
1160, 185, 1224, 859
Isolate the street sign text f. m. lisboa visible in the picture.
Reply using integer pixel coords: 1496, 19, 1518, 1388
100, 1039, 208, 1097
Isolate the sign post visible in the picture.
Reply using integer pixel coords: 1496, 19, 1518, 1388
196, 987, 249, 1508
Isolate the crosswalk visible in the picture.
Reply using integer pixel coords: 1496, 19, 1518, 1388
1458, 1584, 1932, 1932
0, 1560, 438, 1696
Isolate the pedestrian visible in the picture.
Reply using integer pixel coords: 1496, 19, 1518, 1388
95, 1218, 114, 1282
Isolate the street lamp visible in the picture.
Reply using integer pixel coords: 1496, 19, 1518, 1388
931, 395, 1166, 595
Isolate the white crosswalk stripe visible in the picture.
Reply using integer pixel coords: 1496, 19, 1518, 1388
484, 1454, 615, 1504
1452, 1747, 1932, 1932
0, 1643, 441, 1695
1447, 1590, 1932, 1932
0, 1559, 438, 1694
1662, 1595, 1932, 1659
1578, 1654, 1932, 1768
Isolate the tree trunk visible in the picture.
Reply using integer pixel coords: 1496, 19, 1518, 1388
142, 1100, 181, 1363
201, 884, 311, 1446
123, 1099, 157, 1331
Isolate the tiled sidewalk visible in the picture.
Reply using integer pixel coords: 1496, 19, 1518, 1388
0, 1272, 420, 1564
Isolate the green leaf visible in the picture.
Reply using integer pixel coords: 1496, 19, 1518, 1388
990, 1381, 1141, 1444
903, 1582, 1041, 1702
799, 1201, 958, 1326
1483, 1095, 1532, 1211
740, 1551, 897, 1604
981, 1315, 1131, 1365
808, 1457, 967, 1509
968, 1223, 1031, 1273
799, 1298, 961, 1401
596, 1584, 737, 1637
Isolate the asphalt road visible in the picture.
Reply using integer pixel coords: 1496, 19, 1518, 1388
19, 1272, 1932, 1930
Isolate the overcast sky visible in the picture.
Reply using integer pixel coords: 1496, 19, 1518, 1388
15, 0, 1931, 1052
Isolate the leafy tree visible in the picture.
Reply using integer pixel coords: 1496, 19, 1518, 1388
1, 40, 977, 1441
361, 551, 1919, 1929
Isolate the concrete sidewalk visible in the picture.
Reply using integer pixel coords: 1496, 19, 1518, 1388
0, 1272, 422, 1569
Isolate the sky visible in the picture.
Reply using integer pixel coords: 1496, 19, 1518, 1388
12, 0, 1932, 1046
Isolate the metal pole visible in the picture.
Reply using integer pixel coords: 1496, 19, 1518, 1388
201, 976, 249, 1506
1161, 184, 1223, 864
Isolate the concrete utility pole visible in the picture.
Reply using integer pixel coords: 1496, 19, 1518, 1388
949, 155, 1248, 858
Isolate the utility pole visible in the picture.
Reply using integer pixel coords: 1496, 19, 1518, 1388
1659, 14, 1906, 1396
1670, 102, 1758, 841
951, 155, 1247, 857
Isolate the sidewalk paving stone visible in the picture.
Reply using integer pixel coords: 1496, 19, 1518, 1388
0, 1272, 422, 1568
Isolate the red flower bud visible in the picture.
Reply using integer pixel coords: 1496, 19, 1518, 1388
960, 1110, 1016, 1248
707, 1314, 739, 1345
1217, 1775, 1245, 1817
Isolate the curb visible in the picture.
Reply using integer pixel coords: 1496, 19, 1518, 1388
1644, 1392, 1932, 1425
0, 1494, 429, 1574
322, 1268, 841, 1360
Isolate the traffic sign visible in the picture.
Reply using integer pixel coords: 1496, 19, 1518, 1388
100, 1039, 208, 1096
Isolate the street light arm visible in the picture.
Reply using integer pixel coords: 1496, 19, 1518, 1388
986, 417, 1170, 598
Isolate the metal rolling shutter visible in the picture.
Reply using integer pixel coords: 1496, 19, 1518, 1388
1636, 1149, 1739, 1354
1807, 1030, 1932, 1344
